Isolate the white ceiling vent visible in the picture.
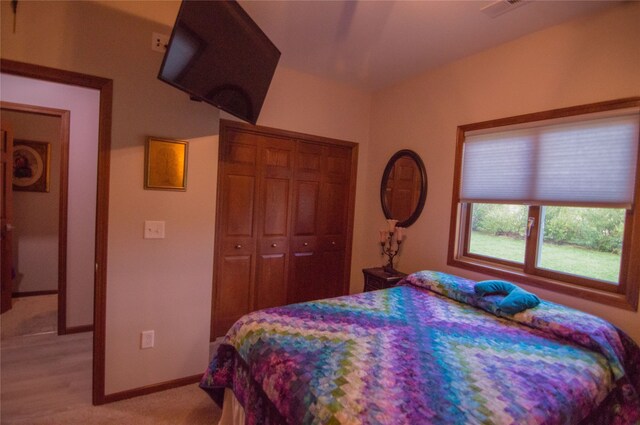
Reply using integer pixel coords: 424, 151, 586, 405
481, 0, 529, 18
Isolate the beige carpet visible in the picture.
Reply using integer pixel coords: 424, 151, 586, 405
3, 383, 221, 425
1, 294, 57, 339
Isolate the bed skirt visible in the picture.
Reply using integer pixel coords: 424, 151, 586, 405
219, 388, 245, 425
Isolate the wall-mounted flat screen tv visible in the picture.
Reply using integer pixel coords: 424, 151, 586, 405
158, 0, 281, 125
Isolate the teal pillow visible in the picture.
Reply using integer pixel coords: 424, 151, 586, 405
474, 280, 540, 314
498, 288, 540, 315
474, 280, 517, 296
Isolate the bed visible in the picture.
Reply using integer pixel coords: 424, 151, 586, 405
200, 271, 640, 424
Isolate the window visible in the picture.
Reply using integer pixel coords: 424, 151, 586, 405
449, 98, 640, 310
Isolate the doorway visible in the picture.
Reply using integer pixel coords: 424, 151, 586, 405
1, 103, 69, 337
0, 59, 112, 405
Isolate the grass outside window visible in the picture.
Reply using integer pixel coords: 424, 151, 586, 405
470, 231, 621, 283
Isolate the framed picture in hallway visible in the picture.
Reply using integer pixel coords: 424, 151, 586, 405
144, 137, 188, 191
12, 140, 51, 192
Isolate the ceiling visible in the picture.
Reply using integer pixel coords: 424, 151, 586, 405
98, 0, 622, 91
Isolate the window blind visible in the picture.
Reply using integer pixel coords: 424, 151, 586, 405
460, 111, 640, 208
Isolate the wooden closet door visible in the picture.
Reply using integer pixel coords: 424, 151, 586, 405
212, 120, 358, 339
318, 145, 351, 299
254, 136, 294, 310
289, 143, 352, 302
212, 130, 259, 337
289, 142, 323, 303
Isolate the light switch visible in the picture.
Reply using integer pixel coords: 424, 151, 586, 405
144, 221, 165, 239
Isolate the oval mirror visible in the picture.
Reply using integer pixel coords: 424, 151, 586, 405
380, 149, 427, 227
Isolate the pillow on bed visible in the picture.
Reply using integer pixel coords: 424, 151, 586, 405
474, 280, 540, 315
404, 271, 478, 305
474, 280, 517, 296
498, 288, 541, 315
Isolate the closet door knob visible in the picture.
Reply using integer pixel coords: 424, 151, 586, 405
235, 244, 242, 249
303, 242, 309, 247
271, 243, 277, 248
331, 241, 336, 246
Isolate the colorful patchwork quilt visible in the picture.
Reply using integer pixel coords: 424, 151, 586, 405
200, 271, 640, 425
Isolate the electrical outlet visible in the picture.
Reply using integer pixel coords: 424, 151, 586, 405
144, 221, 165, 239
141, 330, 155, 349
151, 32, 169, 53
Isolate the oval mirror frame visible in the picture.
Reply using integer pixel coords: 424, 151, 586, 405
380, 149, 427, 228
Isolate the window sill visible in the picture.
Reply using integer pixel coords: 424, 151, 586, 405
448, 256, 638, 311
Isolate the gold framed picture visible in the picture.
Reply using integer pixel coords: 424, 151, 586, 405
13, 140, 51, 192
144, 137, 188, 191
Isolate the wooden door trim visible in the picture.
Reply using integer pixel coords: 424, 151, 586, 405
343, 143, 359, 295
1, 101, 71, 335
219, 119, 358, 150
1, 122, 13, 313
1, 59, 112, 406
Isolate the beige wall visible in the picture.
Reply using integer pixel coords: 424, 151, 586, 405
1, 75, 101, 329
368, 2, 640, 343
0, 0, 371, 395
1, 110, 60, 293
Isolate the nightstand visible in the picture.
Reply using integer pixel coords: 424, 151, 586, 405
362, 267, 407, 292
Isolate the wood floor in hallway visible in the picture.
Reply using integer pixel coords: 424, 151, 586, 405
0, 331, 221, 424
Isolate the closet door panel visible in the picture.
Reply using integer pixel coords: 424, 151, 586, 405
262, 178, 290, 237
288, 249, 322, 303
213, 254, 253, 337
295, 142, 322, 179
320, 249, 345, 299
223, 130, 258, 173
255, 136, 294, 311
293, 181, 320, 236
264, 144, 293, 175
288, 238, 317, 304
320, 181, 348, 236
320, 146, 350, 237
255, 252, 288, 310
259, 138, 294, 243
224, 175, 255, 236
212, 131, 259, 338
293, 142, 322, 236
219, 130, 258, 238
325, 146, 350, 180
257, 174, 291, 310
317, 145, 351, 299
227, 143, 257, 168
289, 142, 323, 302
